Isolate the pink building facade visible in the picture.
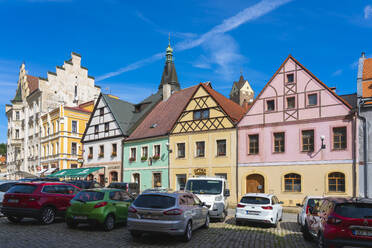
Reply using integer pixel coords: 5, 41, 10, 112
237, 56, 357, 206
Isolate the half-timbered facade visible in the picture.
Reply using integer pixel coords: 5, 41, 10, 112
169, 83, 245, 204
238, 55, 356, 206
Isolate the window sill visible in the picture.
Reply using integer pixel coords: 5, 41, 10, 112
331, 148, 347, 152
306, 104, 319, 109
194, 156, 205, 159
272, 152, 285, 154
247, 153, 259, 156
282, 191, 302, 194
176, 157, 186, 160
325, 192, 347, 195
216, 155, 227, 158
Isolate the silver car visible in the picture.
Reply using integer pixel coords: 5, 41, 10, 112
127, 190, 209, 242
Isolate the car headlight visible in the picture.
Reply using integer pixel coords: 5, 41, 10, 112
215, 195, 223, 201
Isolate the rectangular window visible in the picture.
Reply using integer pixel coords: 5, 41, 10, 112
71, 164, 78, 169
176, 174, 187, 190
287, 73, 294, 83
308, 93, 318, 106
177, 143, 185, 158
267, 100, 275, 111
302, 130, 314, 152
105, 123, 109, 133
274, 132, 285, 153
94, 125, 99, 134
153, 173, 162, 188
15, 111, 20, 120
88, 147, 93, 159
141, 146, 148, 160
99, 107, 104, 116
154, 145, 161, 157
193, 109, 210, 120
130, 148, 136, 161
15, 129, 19, 139
112, 143, 117, 156
99, 145, 104, 158
72, 121, 77, 133
248, 134, 259, 154
196, 141, 205, 157
215, 173, 227, 180
333, 127, 347, 150
71, 143, 77, 155
217, 140, 226, 156
286, 97, 295, 109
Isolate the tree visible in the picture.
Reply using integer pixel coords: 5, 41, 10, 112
0, 143, 7, 156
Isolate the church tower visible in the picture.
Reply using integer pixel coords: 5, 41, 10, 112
229, 74, 254, 107
158, 38, 181, 92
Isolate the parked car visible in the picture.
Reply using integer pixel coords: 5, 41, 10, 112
66, 188, 134, 231
107, 182, 139, 197
235, 193, 283, 227
297, 196, 323, 231
66, 180, 101, 189
19, 177, 60, 182
1, 182, 80, 224
0, 181, 18, 208
302, 197, 372, 247
185, 177, 230, 221
127, 190, 209, 242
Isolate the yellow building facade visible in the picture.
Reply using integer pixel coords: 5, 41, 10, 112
169, 83, 245, 204
40, 101, 94, 174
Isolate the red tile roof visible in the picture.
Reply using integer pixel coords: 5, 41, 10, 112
201, 83, 246, 123
362, 58, 372, 81
27, 75, 39, 94
64, 106, 92, 114
126, 85, 199, 141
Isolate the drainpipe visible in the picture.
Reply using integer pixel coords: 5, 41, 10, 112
121, 138, 125, 182
352, 112, 357, 197
358, 97, 369, 198
168, 136, 170, 189
236, 127, 239, 205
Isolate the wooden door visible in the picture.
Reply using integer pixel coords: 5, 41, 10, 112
246, 174, 265, 193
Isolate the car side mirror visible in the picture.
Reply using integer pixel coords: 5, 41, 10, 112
296, 203, 302, 207
224, 189, 230, 197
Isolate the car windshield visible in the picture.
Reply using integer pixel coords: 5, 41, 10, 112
134, 194, 176, 209
241, 196, 270, 205
73, 191, 105, 202
7, 184, 37, 194
185, 180, 222, 195
334, 203, 372, 219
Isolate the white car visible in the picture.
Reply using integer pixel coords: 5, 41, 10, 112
235, 193, 283, 227
0, 181, 18, 207
296, 196, 322, 231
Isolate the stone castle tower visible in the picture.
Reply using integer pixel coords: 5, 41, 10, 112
229, 75, 254, 107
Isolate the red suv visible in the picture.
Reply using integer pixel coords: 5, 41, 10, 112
1, 182, 80, 224
303, 197, 372, 247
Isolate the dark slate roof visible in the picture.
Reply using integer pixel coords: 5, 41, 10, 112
158, 61, 180, 91
340, 93, 357, 109
102, 92, 162, 137
11, 84, 22, 103
127, 85, 199, 141
233, 75, 246, 90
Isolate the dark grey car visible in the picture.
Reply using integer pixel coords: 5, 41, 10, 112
127, 190, 209, 242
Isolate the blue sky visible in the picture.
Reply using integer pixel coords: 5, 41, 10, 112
0, 0, 371, 142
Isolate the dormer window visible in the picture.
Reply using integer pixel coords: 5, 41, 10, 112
286, 73, 294, 83
307, 93, 318, 106
266, 100, 275, 111
193, 109, 209, 120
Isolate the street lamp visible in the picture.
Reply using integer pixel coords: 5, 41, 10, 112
320, 135, 326, 149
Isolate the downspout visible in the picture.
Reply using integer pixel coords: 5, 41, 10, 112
168, 136, 170, 189
358, 98, 368, 198
236, 127, 239, 205
352, 112, 357, 197
121, 138, 125, 182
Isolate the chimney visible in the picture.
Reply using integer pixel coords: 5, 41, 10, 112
71, 52, 82, 67
357, 52, 366, 97
163, 83, 171, 101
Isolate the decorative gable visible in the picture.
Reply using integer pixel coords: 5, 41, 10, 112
171, 85, 234, 134
239, 55, 351, 127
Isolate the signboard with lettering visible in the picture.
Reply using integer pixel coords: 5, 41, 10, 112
194, 168, 206, 176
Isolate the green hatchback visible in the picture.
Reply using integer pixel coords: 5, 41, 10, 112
66, 188, 134, 231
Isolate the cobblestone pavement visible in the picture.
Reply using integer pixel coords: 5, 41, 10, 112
0, 213, 316, 248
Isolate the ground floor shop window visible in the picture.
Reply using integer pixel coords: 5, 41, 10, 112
284, 173, 301, 192
153, 173, 162, 188
99, 174, 105, 186
176, 174, 186, 190
133, 173, 140, 187
328, 172, 345, 192
110, 171, 118, 182
215, 173, 227, 180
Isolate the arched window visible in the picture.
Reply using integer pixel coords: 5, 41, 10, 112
110, 171, 118, 182
284, 173, 301, 192
328, 172, 345, 192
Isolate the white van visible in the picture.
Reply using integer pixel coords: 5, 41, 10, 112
185, 177, 230, 221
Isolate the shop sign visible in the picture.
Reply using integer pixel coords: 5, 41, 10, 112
194, 168, 206, 176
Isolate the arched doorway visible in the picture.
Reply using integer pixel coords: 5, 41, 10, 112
246, 174, 265, 193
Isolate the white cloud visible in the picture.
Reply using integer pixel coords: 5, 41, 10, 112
332, 69, 343, 76
97, 0, 292, 81
364, 5, 372, 19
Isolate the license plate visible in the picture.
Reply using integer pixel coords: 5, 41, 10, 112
141, 215, 157, 220
73, 216, 87, 220
8, 199, 19, 203
353, 230, 372, 237
246, 210, 260, 215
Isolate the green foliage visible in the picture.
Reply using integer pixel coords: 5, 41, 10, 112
0, 143, 6, 156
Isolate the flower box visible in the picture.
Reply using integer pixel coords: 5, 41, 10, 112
98, 153, 104, 158
152, 155, 160, 160
88, 154, 93, 159
141, 156, 147, 162
129, 157, 136, 162
111, 152, 117, 157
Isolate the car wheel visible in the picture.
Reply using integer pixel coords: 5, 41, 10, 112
7, 216, 23, 223
40, 207, 56, 225
66, 219, 78, 229
182, 221, 192, 242
130, 230, 142, 238
302, 222, 313, 241
203, 214, 210, 229
272, 215, 278, 228
317, 232, 331, 248
236, 219, 242, 226
103, 214, 115, 231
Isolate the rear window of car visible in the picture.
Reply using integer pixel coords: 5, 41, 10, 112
241, 196, 270, 205
7, 184, 37, 194
134, 194, 176, 209
307, 199, 322, 208
0, 183, 16, 192
73, 191, 105, 202
334, 203, 372, 219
